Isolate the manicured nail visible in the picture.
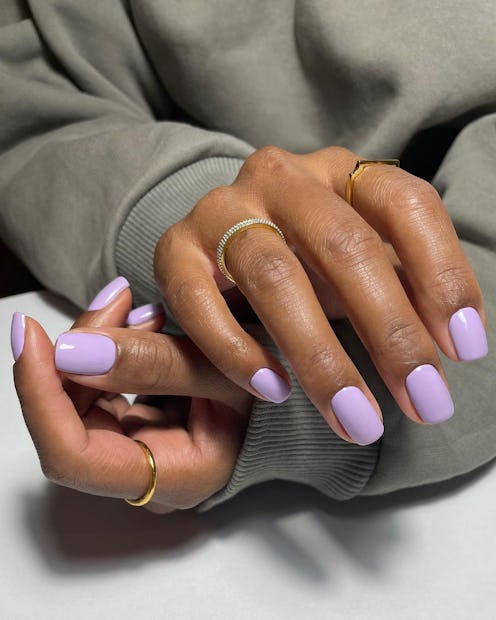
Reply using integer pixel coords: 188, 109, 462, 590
331, 386, 384, 445
11, 312, 26, 361
127, 303, 165, 326
88, 276, 129, 311
405, 364, 454, 424
449, 307, 488, 361
250, 368, 292, 403
55, 333, 116, 375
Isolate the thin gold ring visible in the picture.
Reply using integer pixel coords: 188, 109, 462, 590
216, 218, 286, 283
125, 440, 157, 507
345, 159, 400, 206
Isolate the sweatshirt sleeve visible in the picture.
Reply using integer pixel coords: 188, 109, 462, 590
0, 1, 253, 308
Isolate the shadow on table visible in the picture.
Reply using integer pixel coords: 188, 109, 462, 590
22, 458, 495, 579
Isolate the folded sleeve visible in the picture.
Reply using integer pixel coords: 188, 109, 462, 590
0, 1, 253, 308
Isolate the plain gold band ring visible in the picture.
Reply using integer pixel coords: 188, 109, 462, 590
217, 218, 286, 284
125, 440, 158, 507
345, 159, 400, 207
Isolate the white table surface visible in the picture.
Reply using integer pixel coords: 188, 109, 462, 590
1, 291, 495, 620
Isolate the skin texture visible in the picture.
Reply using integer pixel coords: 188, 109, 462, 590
13, 289, 251, 513
153, 146, 486, 440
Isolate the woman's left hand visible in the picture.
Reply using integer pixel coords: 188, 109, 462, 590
12, 286, 251, 513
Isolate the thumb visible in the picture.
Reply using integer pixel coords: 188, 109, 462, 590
12, 313, 88, 459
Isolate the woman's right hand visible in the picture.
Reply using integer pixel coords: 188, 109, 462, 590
153, 146, 488, 445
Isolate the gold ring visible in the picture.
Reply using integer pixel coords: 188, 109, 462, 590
345, 159, 400, 206
125, 440, 157, 507
216, 218, 286, 283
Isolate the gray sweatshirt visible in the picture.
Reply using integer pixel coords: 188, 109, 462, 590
0, 0, 494, 510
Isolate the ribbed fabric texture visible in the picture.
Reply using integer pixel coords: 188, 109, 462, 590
115, 158, 380, 510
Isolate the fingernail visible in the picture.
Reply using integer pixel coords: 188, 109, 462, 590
88, 276, 129, 311
55, 333, 116, 375
127, 303, 165, 326
331, 386, 384, 445
250, 368, 292, 403
11, 312, 26, 361
405, 364, 454, 424
449, 307, 488, 361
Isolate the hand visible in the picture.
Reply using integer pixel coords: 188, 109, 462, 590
153, 146, 488, 445
12, 285, 251, 513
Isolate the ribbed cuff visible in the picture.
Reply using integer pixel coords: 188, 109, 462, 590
199, 326, 380, 511
116, 156, 245, 330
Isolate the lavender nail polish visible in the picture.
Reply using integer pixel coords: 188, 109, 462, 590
405, 364, 454, 424
331, 386, 384, 445
88, 276, 129, 311
11, 312, 26, 361
55, 333, 116, 375
127, 303, 165, 326
449, 307, 488, 361
250, 368, 292, 403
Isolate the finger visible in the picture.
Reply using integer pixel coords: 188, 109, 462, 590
304, 148, 488, 362
224, 222, 386, 439
262, 147, 451, 425
13, 316, 88, 463
65, 280, 164, 412
132, 397, 247, 510
347, 164, 487, 362
62, 276, 133, 413
154, 201, 293, 406
126, 302, 166, 332
53, 327, 251, 412
73, 276, 132, 329
12, 315, 172, 502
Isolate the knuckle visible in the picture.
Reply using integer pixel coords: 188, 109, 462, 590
427, 263, 475, 307
324, 222, 382, 262
195, 184, 235, 214
240, 146, 293, 179
242, 250, 298, 293
394, 178, 440, 215
165, 273, 211, 317
377, 317, 425, 360
154, 223, 184, 273
134, 337, 174, 391
39, 454, 78, 487
209, 333, 250, 372
301, 345, 339, 378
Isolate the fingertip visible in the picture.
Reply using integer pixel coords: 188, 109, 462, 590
126, 303, 166, 330
87, 276, 130, 311
11, 312, 26, 361
13, 315, 66, 405
12, 314, 54, 366
73, 278, 133, 330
